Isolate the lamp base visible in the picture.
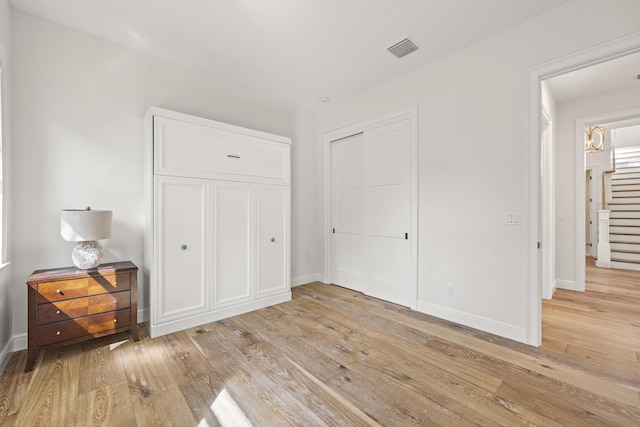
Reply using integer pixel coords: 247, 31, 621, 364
71, 240, 103, 269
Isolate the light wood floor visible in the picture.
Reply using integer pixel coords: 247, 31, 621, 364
1, 264, 639, 426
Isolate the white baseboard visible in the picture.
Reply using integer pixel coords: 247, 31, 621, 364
13, 333, 27, 352
0, 337, 13, 373
0, 333, 27, 373
417, 300, 527, 344
556, 279, 576, 291
291, 273, 323, 287
147, 292, 291, 338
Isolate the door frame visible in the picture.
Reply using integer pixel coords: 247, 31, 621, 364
540, 107, 555, 300
526, 32, 640, 346
576, 109, 640, 281
585, 167, 597, 258
324, 104, 418, 309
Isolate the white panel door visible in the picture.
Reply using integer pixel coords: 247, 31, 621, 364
331, 133, 364, 292
154, 176, 209, 324
256, 185, 289, 296
364, 119, 412, 307
213, 182, 253, 308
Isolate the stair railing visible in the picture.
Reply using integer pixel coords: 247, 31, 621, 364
602, 142, 616, 210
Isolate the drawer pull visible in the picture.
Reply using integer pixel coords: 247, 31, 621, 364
181, 244, 187, 250
56, 310, 61, 315
270, 237, 276, 243
114, 319, 117, 323
56, 289, 64, 295
56, 331, 61, 335
227, 154, 240, 159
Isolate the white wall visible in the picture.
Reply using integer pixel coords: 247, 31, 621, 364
0, 0, 12, 370
555, 85, 640, 286
9, 9, 321, 342
616, 125, 640, 147
319, 0, 640, 342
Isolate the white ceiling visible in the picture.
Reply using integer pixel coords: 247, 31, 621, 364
8, 0, 570, 109
545, 51, 640, 104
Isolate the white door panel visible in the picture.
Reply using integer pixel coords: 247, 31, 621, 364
331, 133, 364, 292
368, 182, 408, 237
333, 232, 364, 289
367, 236, 411, 307
154, 176, 209, 323
335, 187, 364, 234
213, 182, 252, 307
365, 120, 412, 306
257, 185, 289, 296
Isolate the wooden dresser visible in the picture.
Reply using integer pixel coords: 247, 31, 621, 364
25, 261, 139, 372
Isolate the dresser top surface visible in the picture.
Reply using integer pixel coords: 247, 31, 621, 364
27, 261, 137, 284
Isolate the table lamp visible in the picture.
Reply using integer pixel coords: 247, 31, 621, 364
61, 207, 112, 269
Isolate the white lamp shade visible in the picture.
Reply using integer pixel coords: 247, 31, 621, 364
61, 209, 112, 241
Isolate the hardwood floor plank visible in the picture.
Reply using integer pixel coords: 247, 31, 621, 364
155, 331, 213, 386
77, 333, 129, 395
497, 380, 604, 427
564, 343, 640, 376
120, 332, 179, 400
191, 327, 332, 426
0, 351, 30, 426
76, 380, 137, 426
267, 301, 516, 426
13, 346, 82, 426
305, 282, 640, 408
223, 311, 406, 426
428, 333, 640, 425
130, 383, 196, 426
291, 291, 505, 394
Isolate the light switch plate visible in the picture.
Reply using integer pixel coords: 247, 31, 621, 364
506, 213, 520, 225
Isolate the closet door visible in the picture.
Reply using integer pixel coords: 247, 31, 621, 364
364, 119, 412, 307
256, 185, 289, 296
213, 181, 253, 308
330, 119, 412, 307
331, 133, 365, 293
154, 176, 210, 324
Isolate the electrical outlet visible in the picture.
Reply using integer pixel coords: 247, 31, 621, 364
447, 284, 454, 296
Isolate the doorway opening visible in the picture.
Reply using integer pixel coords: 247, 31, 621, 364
526, 33, 640, 346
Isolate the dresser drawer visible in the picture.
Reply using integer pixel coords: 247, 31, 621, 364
37, 291, 131, 325
38, 308, 131, 347
37, 273, 131, 303
154, 117, 289, 184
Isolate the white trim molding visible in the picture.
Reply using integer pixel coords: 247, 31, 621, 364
417, 301, 527, 343
526, 32, 640, 346
0, 333, 27, 373
555, 279, 577, 291
291, 273, 323, 287
0, 336, 14, 373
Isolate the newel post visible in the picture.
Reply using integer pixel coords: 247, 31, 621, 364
596, 210, 611, 268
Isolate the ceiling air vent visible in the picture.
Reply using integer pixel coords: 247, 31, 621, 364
387, 38, 419, 59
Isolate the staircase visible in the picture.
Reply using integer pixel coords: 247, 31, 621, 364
608, 146, 640, 270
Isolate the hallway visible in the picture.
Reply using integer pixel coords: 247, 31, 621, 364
542, 257, 640, 382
